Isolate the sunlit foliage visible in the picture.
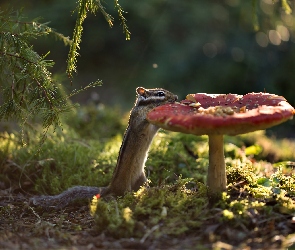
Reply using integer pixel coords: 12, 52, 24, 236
0, 8, 103, 145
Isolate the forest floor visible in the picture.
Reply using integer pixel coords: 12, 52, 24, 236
1, 187, 295, 250
1, 106, 295, 249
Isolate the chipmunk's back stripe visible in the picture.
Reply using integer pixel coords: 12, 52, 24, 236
137, 96, 166, 106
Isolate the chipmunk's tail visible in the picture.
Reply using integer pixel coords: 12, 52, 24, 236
30, 186, 107, 209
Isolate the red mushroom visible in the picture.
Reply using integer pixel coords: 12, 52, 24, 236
147, 92, 295, 198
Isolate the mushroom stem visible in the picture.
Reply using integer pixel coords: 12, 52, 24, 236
207, 134, 227, 194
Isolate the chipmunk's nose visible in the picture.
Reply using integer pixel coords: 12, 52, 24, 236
174, 95, 178, 101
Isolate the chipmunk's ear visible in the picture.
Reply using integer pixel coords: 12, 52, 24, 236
136, 87, 146, 96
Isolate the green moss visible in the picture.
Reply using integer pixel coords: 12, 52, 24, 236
226, 161, 257, 185
147, 132, 208, 185
0, 119, 122, 194
92, 178, 208, 238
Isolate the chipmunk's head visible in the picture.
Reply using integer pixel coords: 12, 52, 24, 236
135, 87, 178, 108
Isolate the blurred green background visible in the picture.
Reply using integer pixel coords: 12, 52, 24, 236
1, 0, 295, 135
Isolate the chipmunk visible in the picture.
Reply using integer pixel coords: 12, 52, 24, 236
30, 87, 178, 208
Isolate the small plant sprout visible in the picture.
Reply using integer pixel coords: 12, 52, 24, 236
147, 92, 295, 200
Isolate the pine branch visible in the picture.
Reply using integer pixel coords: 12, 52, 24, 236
281, 0, 292, 14
66, 0, 87, 78
96, 0, 114, 27
1, 12, 71, 43
0, 50, 39, 65
114, 0, 131, 40
66, 0, 130, 78
0, 9, 95, 147
252, 0, 259, 31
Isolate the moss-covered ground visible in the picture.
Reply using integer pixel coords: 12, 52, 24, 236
1, 104, 295, 249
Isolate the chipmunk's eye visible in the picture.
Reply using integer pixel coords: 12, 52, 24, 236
155, 91, 165, 97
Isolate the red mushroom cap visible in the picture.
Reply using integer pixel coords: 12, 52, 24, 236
147, 92, 295, 136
